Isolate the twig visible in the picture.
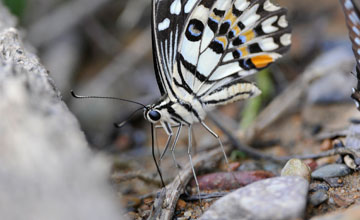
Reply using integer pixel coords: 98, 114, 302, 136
181, 192, 229, 201
148, 188, 166, 220
208, 112, 360, 163
315, 129, 349, 141
149, 146, 230, 220
208, 112, 285, 162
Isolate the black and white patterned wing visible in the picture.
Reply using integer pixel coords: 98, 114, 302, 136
173, 0, 291, 105
152, 0, 200, 96
340, 0, 360, 110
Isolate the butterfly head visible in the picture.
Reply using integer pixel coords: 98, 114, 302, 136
144, 106, 162, 124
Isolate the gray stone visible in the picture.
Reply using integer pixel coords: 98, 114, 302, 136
200, 176, 309, 220
310, 191, 328, 206
346, 124, 360, 152
311, 164, 351, 180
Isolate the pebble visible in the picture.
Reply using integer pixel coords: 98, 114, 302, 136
238, 161, 263, 171
199, 176, 308, 220
263, 161, 282, 175
193, 171, 274, 191
309, 183, 330, 192
184, 211, 192, 218
324, 177, 344, 188
311, 164, 351, 180
176, 199, 187, 210
281, 158, 311, 182
310, 191, 328, 206
345, 124, 360, 152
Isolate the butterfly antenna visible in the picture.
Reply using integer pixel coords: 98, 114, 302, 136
114, 107, 144, 128
71, 90, 147, 109
151, 124, 166, 188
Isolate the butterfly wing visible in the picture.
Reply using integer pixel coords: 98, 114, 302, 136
152, 0, 291, 106
340, 0, 360, 109
173, 0, 291, 105
152, 0, 201, 96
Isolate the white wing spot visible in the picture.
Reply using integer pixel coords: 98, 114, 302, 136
280, 33, 291, 46
158, 18, 170, 31
353, 25, 360, 35
258, 38, 279, 51
355, 37, 360, 45
278, 15, 288, 28
350, 11, 360, 24
261, 16, 279, 33
185, 0, 197, 13
234, 0, 250, 11
264, 0, 280, 12
170, 0, 182, 15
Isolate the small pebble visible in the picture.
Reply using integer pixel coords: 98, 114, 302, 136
332, 194, 354, 207
309, 183, 330, 192
310, 191, 328, 206
263, 161, 282, 174
281, 158, 311, 182
238, 161, 263, 171
355, 158, 360, 166
311, 164, 351, 180
176, 199, 187, 210
320, 139, 332, 151
344, 155, 357, 170
184, 211, 192, 217
324, 177, 344, 188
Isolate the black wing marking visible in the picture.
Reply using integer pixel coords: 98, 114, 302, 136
340, 0, 360, 109
152, 0, 201, 97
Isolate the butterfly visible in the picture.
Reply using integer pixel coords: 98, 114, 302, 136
340, 0, 360, 110
145, 0, 291, 188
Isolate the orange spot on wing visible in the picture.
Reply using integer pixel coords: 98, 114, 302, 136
239, 47, 248, 57
210, 12, 221, 22
251, 55, 274, 68
243, 30, 255, 41
224, 9, 238, 25
216, 36, 228, 47
232, 25, 241, 36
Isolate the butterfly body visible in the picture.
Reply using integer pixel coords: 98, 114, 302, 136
146, 0, 291, 188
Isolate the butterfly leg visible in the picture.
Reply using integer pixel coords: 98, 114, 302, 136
150, 124, 165, 187
169, 124, 184, 185
159, 122, 173, 161
187, 125, 202, 204
170, 123, 183, 169
201, 121, 229, 165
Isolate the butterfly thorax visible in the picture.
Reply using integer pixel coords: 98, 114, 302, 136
144, 94, 206, 126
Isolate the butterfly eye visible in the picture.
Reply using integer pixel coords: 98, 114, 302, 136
148, 110, 161, 121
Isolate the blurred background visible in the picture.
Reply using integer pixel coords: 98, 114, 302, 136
3, 0, 359, 216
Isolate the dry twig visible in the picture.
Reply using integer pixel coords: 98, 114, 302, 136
148, 146, 230, 220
